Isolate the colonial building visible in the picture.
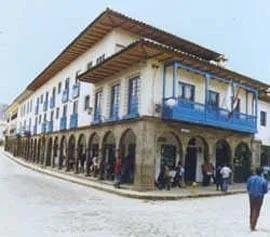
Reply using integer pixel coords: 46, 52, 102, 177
4, 9, 270, 191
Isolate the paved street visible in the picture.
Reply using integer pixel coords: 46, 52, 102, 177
0, 152, 270, 237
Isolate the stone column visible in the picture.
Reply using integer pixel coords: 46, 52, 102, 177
133, 121, 156, 191
251, 139, 261, 170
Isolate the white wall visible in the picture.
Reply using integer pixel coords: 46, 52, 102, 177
256, 100, 270, 145
16, 28, 138, 134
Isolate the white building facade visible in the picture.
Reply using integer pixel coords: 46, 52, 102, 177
5, 9, 270, 190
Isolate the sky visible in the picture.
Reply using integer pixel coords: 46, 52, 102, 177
0, 0, 269, 104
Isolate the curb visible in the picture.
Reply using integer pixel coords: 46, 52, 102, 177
1, 150, 247, 200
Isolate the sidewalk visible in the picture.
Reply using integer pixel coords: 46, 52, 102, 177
1, 149, 247, 200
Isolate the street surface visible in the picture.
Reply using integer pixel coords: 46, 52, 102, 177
0, 151, 269, 237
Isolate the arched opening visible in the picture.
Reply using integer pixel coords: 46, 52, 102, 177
260, 146, 270, 167
40, 137, 46, 165
45, 137, 53, 167
234, 142, 252, 183
86, 133, 100, 176
102, 131, 116, 180
59, 136, 67, 169
52, 137, 58, 168
119, 129, 137, 184
155, 132, 182, 182
37, 139, 41, 163
29, 139, 34, 161
77, 134, 86, 173
33, 139, 37, 163
67, 135, 76, 171
185, 137, 208, 183
215, 140, 231, 167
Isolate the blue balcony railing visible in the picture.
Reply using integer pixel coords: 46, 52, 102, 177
108, 104, 119, 122
50, 97, 55, 109
41, 123, 46, 133
43, 100, 48, 112
72, 83, 80, 99
60, 116, 67, 130
47, 121, 53, 132
62, 89, 69, 103
123, 96, 139, 119
162, 97, 257, 133
69, 114, 78, 129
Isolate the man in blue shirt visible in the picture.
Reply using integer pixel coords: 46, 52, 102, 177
246, 167, 268, 231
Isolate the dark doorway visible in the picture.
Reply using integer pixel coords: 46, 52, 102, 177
234, 142, 251, 183
161, 144, 176, 170
216, 140, 231, 167
185, 145, 197, 183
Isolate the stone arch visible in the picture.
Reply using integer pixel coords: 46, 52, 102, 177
33, 139, 37, 163
77, 134, 86, 173
40, 136, 46, 165
52, 136, 59, 168
215, 139, 231, 167
59, 136, 67, 169
155, 131, 182, 181
101, 131, 116, 180
37, 139, 41, 164
45, 137, 53, 167
234, 142, 252, 183
29, 138, 34, 161
67, 135, 76, 171
119, 129, 137, 184
86, 132, 100, 175
185, 136, 209, 183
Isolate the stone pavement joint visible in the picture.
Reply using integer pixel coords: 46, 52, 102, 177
1, 150, 247, 201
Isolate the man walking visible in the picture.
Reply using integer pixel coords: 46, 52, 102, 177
247, 167, 268, 231
220, 164, 231, 192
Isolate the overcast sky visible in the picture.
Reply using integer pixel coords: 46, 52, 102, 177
0, 0, 269, 104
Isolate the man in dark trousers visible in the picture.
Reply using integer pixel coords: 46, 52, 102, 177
246, 167, 268, 231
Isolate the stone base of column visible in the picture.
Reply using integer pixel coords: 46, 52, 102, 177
133, 164, 155, 191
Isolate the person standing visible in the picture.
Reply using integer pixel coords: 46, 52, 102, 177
114, 156, 122, 188
247, 167, 268, 231
220, 164, 232, 192
215, 165, 222, 191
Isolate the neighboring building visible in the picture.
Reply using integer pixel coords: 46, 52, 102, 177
0, 103, 7, 142
4, 9, 270, 190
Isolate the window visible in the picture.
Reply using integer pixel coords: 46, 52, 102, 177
260, 111, 267, 126
63, 105, 67, 117
207, 91, 219, 108
65, 78, 70, 90
94, 91, 102, 118
56, 108, 59, 119
84, 95, 90, 110
110, 84, 120, 117
96, 54, 105, 65
30, 100, 32, 113
178, 82, 195, 101
87, 61, 93, 70
43, 113, 47, 123
52, 87, 56, 98
73, 100, 78, 114
75, 70, 81, 84
128, 77, 138, 114
40, 94, 44, 104
50, 111, 54, 121
45, 92, 49, 102
58, 82, 62, 94
39, 115, 42, 124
